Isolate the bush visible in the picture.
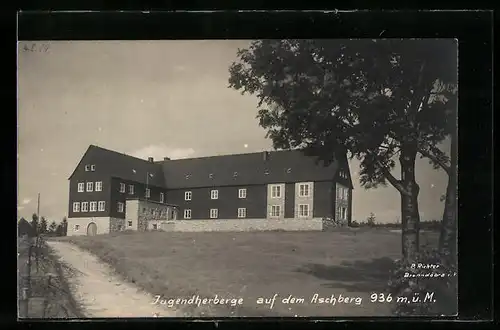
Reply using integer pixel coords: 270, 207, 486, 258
321, 217, 348, 231
387, 247, 457, 316
366, 213, 377, 227
350, 220, 360, 228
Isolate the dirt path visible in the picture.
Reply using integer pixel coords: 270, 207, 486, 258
47, 241, 180, 318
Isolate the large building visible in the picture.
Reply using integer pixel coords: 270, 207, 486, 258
67, 145, 353, 236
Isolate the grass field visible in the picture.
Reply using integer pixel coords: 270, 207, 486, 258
55, 229, 438, 317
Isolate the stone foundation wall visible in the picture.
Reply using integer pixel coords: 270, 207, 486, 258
109, 217, 126, 232
160, 218, 323, 232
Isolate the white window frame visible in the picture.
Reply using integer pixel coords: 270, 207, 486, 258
298, 183, 310, 197
81, 202, 89, 212
72, 202, 80, 212
210, 190, 219, 200
145, 188, 151, 198
270, 205, 281, 218
184, 209, 192, 219
210, 208, 218, 219
86, 182, 93, 192
74, 224, 80, 231
84, 165, 90, 172
77, 182, 84, 192
90, 165, 96, 171
237, 208, 246, 218
160, 192, 164, 203
119, 183, 126, 193
128, 220, 133, 227
98, 201, 105, 211
343, 188, 349, 200
298, 204, 310, 218
271, 185, 281, 198
185, 191, 192, 201
238, 188, 247, 199
89, 201, 97, 212
128, 184, 134, 195
95, 181, 103, 192
117, 202, 124, 213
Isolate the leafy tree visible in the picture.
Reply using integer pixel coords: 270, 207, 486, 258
31, 213, 39, 236
62, 217, 68, 236
49, 221, 58, 233
229, 39, 457, 262
39, 216, 48, 234
55, 223, 64, 237
18, 217, 35, 237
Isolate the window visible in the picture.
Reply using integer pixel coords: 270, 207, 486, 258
298, 204, 310, 218
210, 208, 218, 219
160, 192, 164, 203
90, 165, 96, 171
343, 188, 349, 200
98, 201, 105, 211
142, 207, 147, 213
74, 224, 80, 231
238, 208, 246, 218
90, 201, 97, 212
72, 202, 80, 212
264, 169, 270, 175
95, 181, 103, 192
86, 182, 93, 192
211, 190, 219, 200
128, 184, 134, 195
117, 202, 124, 213
271, 185, 281, 198
145, 188, 150, 198
184, 209, 192, 219
299, 183, 310, 197
81, 202, 89, 212
233, 172, 238, 177
128, 221, 133, 227
238, 188, 247, 199
152, 224, 157, 230
185, 191, 192, 201
209, 173, 214, 179
271, 205, 281, 218
339, 207, 347, 220
77, 182, 84, 192
85, 165, 90, 172
286, 168, 292, 174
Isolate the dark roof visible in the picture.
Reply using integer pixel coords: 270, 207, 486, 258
162, 150, 341, 189
71, 145, 346, 189
69, 145, 165, 187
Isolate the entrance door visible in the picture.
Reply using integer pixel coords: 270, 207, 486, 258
87, 222, 97, 236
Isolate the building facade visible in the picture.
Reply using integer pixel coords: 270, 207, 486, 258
66, 145, 353, 236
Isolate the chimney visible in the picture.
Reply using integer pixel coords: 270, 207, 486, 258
263, 151, 269, 161
148, 157, 154, 163
164, 157, 171, 161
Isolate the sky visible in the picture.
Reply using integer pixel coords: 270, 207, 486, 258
17, 40, 450, 223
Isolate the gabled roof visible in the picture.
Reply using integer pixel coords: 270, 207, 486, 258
161, 150, 341, 189
70, 145, 346, 190
68, 145, 165, 187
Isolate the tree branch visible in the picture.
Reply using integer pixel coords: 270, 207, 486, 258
418, 148, 451, 176
375, 160, 410, 196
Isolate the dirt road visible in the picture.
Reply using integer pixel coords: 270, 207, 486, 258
47, 241, 180, 318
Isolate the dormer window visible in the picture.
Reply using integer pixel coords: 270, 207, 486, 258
209, 173, 214, 179
85, 165, 90, 171
185, 174, 191, 180
90, 165, 96, 171
264, 169, 270, 175
286, 168, 292, 174
233, 172, 238, 177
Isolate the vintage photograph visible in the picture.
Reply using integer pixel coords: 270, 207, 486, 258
17, 39, 458, 318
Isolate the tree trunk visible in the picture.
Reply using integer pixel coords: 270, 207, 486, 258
399, 146, 421, 263
438, 132, 457, 262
